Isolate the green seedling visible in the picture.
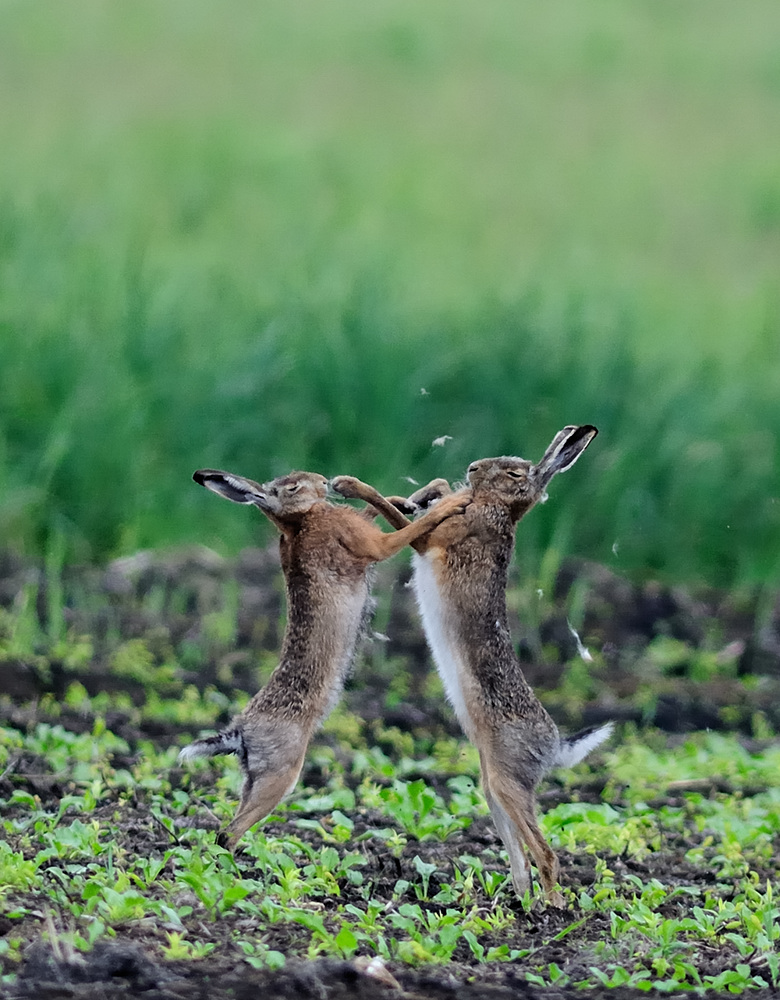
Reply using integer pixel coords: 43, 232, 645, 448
453, 854, 508, 900
361, 778, 468, 841
0, 844, 38, 895
387, 902, 465, 964
161, 932, 216, 961
234, 939, 286, 970
4, 690, 780, 990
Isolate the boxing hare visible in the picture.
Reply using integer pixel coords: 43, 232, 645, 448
332, 425, 611, 905
180, 468, 466, 848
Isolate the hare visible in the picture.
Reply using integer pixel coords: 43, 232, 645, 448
331, 425, 611, 905
180, 468, 466, 848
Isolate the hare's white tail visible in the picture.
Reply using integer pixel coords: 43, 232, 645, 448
556, 721, 613, 768
179, 727, 243, 762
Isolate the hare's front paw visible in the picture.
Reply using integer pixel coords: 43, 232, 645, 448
435, 491, 469, 517
329, 475, 363, 499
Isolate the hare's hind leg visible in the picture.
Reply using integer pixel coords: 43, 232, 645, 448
220, 743, 307, 849
485, 765, 563, 907
481, 765, 531, 895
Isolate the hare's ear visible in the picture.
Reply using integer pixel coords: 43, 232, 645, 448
534, 425, 597, 484
193, 469, 267, 505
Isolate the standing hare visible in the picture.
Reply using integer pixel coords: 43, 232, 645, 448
332, 425, 611, 905
180, 468, 466, 848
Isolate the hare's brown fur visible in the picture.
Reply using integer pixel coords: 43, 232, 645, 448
181, 468, 465, 848
332, 426, 610, 905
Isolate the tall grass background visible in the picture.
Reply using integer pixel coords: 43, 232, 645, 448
1, 0, 779, 585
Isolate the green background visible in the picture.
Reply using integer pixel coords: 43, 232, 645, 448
1, 0, 779, 584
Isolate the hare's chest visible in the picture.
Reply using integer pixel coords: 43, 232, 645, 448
411, 551, 476, 739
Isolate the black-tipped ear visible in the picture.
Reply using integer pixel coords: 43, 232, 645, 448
193, 469, 266, 505
535, 425, 597, 483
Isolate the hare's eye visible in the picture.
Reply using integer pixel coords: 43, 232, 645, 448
285, 483, 301, 494
467, 464, 478, 475
506, 470, 525, 481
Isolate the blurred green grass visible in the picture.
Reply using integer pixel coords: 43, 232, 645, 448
1, 0, 779, 584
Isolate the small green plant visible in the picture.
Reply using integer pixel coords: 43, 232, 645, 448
161, 932, 217, 961
4, 685, 780, 989
360, 778, 468, 841
0, 844, 38, 895
234, 939, 286, 970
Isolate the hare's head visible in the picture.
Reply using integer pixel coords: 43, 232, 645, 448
466, 425, 598, 520
466, 457, 533, 493
193, 469, 328, 517
466, 457, 537, 516
264, 472, 330, 514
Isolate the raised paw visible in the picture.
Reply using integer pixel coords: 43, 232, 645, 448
329, 475, 364, 499
385, 495, 418, 516
408, 478, 452, 508
432, 491, 469, 517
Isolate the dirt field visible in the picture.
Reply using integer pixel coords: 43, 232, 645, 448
3, 774, 778, 999
1, 548, 779, 998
